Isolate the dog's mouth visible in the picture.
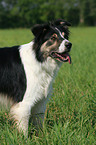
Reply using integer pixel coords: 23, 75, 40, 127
50, 51, 71, 64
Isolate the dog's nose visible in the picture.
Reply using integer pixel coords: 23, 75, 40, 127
65, 42, 72, 51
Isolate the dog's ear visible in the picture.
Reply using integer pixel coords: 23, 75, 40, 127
54, 19, 71, 26
31, 24, 49, 37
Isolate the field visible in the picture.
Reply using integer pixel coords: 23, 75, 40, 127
0, 27, 96, 145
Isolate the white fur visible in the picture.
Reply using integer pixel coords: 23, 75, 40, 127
58, 39, 70, 53
0, 94, 14, 109
10, 41, 61, 135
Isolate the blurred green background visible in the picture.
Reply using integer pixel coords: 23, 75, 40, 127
0, 1, 96, 144
0, 0, 96, 28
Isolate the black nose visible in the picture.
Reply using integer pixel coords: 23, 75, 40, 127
65, 42, 72, 51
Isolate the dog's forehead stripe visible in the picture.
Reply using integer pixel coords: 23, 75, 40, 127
55, 27, 64, 39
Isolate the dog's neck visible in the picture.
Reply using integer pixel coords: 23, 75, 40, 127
19, 41, 61, 77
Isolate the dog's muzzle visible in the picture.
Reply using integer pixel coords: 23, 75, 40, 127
50, 40, 72, 64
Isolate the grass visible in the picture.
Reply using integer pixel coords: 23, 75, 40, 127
0, 27, 96, 145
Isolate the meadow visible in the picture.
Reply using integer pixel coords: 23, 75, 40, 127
0, 27, 96, 145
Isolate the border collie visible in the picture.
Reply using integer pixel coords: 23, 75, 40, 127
0, 19, 72, 135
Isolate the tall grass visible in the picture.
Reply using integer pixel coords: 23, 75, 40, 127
0, 27, 96, 144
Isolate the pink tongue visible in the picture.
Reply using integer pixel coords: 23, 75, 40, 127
67, 55, 71, 64
63, 53, 71, 64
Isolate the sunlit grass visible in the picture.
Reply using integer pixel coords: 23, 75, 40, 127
0, 27, 96, 144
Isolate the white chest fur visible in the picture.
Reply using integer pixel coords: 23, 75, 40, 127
19, 42, 60, 110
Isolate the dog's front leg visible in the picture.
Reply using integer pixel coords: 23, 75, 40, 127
31, 97, 49, 130
10, 101, 31, 136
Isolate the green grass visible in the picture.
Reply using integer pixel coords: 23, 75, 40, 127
0, 27, 96, 145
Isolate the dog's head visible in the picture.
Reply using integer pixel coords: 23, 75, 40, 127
32, 19, 72, 64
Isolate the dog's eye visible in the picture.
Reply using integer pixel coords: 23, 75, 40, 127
51, 36, 57, 40
62, 32, 64, 36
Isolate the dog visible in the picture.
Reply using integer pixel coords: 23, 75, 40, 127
0, 19, 72, 135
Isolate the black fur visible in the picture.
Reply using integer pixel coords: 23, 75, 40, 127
0, 46, 26, 102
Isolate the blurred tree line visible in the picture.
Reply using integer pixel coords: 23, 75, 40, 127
0, 0, 96, 28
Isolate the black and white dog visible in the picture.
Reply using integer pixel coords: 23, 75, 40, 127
0, 19, 72, 135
